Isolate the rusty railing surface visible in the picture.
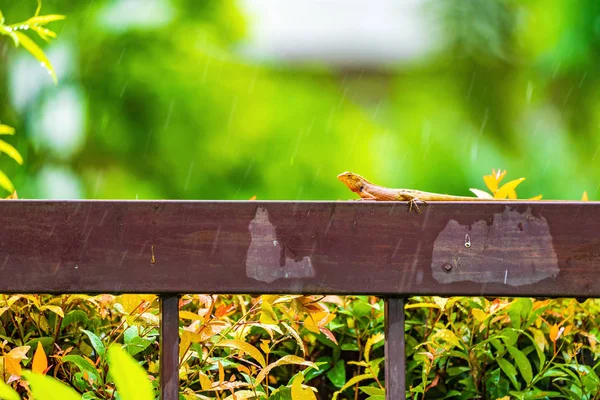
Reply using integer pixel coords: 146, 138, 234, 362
1, 200, 597, 399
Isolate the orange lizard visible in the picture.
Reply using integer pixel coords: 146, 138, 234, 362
337, 171, 484, 214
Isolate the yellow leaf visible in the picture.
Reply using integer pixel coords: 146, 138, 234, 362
254, 355, 317, 386
40, 305, 64, 318
484, 175, 499, 194
495, 178, 526, 199
364, 333, 384, 364
32, 342, 48, 374
529, 194, 543, 200
582, 191, 589, 201
472, 309, 487, 323
0, 170, 15, 193
218, 360, 224, 385
223, 390, 257, 400
215, 340, 266, 368
259, 298, 278, 325
23, 14, 66, 26
0, 139, 23, 165
0, 125, 15, 135
13, 31, 57, 84
303, 315, 320, 334
0, 377, 20, 400
199, 372, 212, 391
259, 340, 270, 355
291, 375, 317, 400
4, 356, 21, 377
179, 310, 204, 322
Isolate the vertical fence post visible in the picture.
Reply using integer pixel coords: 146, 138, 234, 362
160, 294, 180, 400
385, 297, 406, 400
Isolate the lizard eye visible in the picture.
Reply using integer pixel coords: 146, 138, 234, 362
359, 186, 364, 192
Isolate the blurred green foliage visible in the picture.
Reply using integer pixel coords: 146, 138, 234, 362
0, 0, 598, 200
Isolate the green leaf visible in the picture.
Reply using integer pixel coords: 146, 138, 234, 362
22, 371, 81, 400
62, 355, 100, 382
507, 346, 533, 384
497, 358, 520, 391
107, 344, 154, 400
326, 359, 346, 388
0, 378, 20, 400
359, 386, 385, 396
81, 329, 106, 358
60, 310, 90, 330
0, 170, 15, 193
13, 31, 57, 84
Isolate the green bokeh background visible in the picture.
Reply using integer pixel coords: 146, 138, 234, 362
0, 0, 598, 201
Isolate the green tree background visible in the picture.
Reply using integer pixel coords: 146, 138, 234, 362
0, 0, 598, 201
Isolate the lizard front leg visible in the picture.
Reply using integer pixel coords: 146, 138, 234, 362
399, 193, 428, 214
353, 191, 378, 201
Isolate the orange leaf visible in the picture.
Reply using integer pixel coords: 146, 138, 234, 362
32, 342, 48, 375
549, 324, 560, 342
5, 355, 21, 377
495, 178, 526, 199
582, 191, 589, 201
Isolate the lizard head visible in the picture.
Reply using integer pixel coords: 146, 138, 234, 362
337, 171, 368, 193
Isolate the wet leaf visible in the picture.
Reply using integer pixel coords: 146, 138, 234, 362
215, 339, 266, 368
254, 355, 316, 386
13, 31, 57, 84
81, 329, 106, 358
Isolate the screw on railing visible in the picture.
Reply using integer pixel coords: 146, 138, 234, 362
385, 297, 406, 400
160, 294, 180, 400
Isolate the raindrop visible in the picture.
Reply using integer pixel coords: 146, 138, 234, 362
464, 234, 471, 248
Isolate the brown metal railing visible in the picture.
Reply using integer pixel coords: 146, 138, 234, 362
1, 200, 596, 399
